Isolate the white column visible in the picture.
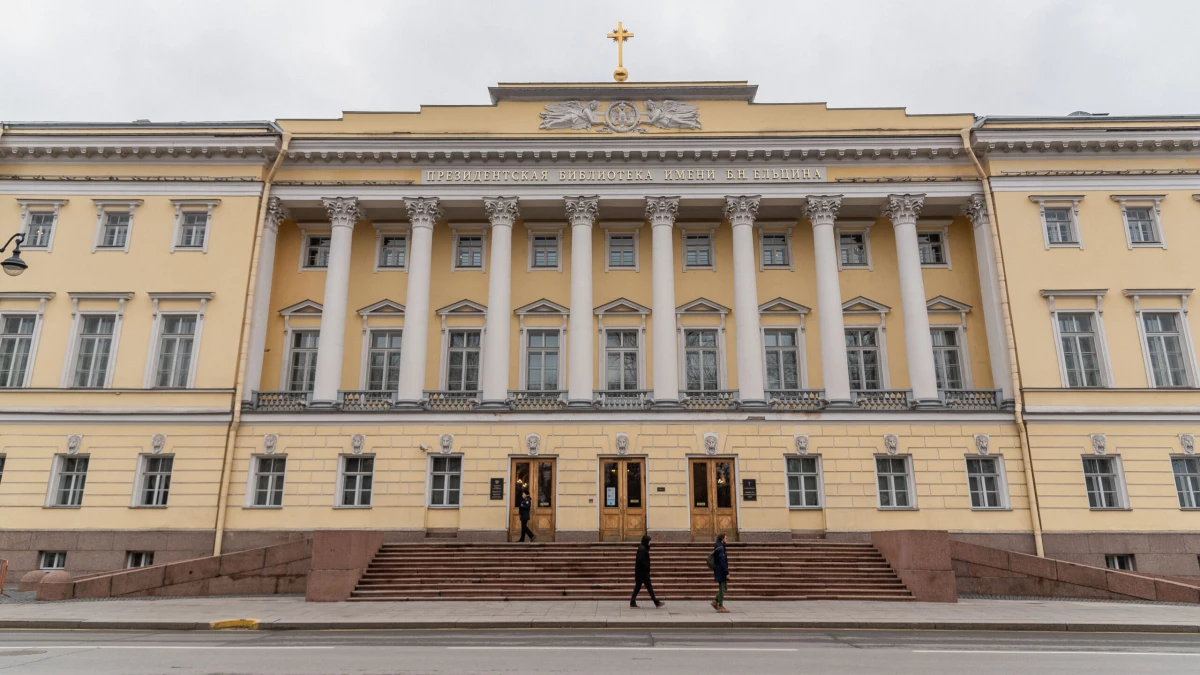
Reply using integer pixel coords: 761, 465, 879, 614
396, 197, 442, 406
803, 196, 853, 407
311, 197, 362, 406
480, 197, 519, 408
244, 197, 287, 401
963, 195, 1014, 400
725, 195, 767, 407
647, 197, 681, 407
883, 193, 940, 407
565, 196, 599, 406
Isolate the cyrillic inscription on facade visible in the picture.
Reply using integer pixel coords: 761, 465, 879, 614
423, 165, 827, 184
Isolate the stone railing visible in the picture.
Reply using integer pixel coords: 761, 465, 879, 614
593, 390, 652, 410
767, 389, 826, 411
423, 390, 480, 411
853, 389, 912, 410
508, 390, 566, 411
939, 389, 1004, 410
252, 391, 311, 411
681, 390, 740, 411
339, 390, 397, 411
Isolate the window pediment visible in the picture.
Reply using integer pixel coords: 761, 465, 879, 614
357, 299, 405, 317
436, 299, 488, 316
926, 296, 972, 313
676, 297, 730, 315
594, 297, 650, 315
758, 297, 810, 315
515, 298, 569, 316
279, 299, 323, 316
842, 296, 890, 314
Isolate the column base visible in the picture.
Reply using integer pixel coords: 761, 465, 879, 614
739, 399, 769, 411
567, 399, 595, 409
913, 398, 943, 410
309, 399, 336, 409
651, 399, 682, 410
478, 400, 509, 410
825, 399, 856, 409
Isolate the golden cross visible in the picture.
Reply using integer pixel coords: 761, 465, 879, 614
607, 22, 634, 82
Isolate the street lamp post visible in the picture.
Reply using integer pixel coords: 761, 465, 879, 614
0, 232, 28, 276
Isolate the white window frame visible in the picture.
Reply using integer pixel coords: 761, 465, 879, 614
17, 199, 66, 252
244, 454, 287, 509
372, 223, 409, 272
1043, 290, 1114, 389
595, 298, 650, 392
0, 292, 52, 389
356, 299, 406, 390
0, 453, 6, 484
846, 326, 888, 390
277, 300, 323, 391
1030, 196, 1084, 250
435, 300, 488, 390
927, 296, 973, 390
126, 551, 155, 569
756, 222, 794, 271
427, 453, 464, 508
39, 551, 66, 571
916, 223, 952, 269
603, 225, 641, 273
142, 293, 211, 389
60, 293, 132, 389
297, 224, 332, 272
1082, 454, 1129, 510
1111, 195, 1167, 250
1105, 554, 1136, 571
450, 225, 488, 273
1171, 455, 1200, 510
283, 328, 320, 392
874, 454, 917, 510
91, 200, 141, 253
785, 454, 824, 509
131, 454, 174, 508
762, 327, 804, 391
835, 222, 873, 271
522, 328, 563, 391
442, 328, 484, 391
45, 453, 89, 508
526, 225, 564, 273
676, 299, 730, 392
680, 223, 718, 272
170, 200, 219, 253
336, 454, 375, 508
361, 328, 404, 392
758, 298, 811, 391
930, 326, 969, 390
964, 454, 1010, 510
1127, 290, 1198, 389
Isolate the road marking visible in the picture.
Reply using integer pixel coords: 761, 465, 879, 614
0, 646, 334, 650
913, 650, 1200, 657
449, 646, 798, 652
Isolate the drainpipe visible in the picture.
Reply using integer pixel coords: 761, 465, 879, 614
960, 120, 1045, 557
212, 130, 292, 555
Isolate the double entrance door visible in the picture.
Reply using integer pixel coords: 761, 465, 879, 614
509, 458, 556, 542
600, 458, 646, 542
689, 458, 739, 542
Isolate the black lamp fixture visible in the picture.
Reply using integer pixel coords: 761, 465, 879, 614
0, 232, 28, 277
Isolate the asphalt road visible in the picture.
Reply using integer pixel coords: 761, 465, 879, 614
1, 628, 1198, 674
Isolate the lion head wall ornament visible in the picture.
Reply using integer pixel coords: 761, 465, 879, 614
151, 434, 167, 455
615, 433, 629, 456
974, 434, 990, 456
1090, 434, 1107, 456
351, 434, 365, 455
66, 434, 83, 455
703, 433, 719, 456
884, 434, 899, 455
263, 434, 278, 455
1181, 434, 1194, 455
439, 434, 454, 455
794, 435, 809, 456
526, 434, 540, 456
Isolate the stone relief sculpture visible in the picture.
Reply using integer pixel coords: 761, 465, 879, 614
615, 433, 629, 455
151, 434, 167, 455
526, 434, 540, 456
703, 433, 719, 455
351, 434, 365, 455
439, 434, 454, 454
1090, 434, 1107, 455
1183, 433, 1195, 455
794, 435, 809, 455
644, 100, 702, 129
538, 101, 602, 130
974, 434, 990, 456
263, 434, 278, 455
538, 100, 702, 133
884, 434, 899, 455
67, 434, 82, 454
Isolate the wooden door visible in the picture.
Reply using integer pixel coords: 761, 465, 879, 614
689, 458, 738, 542
599, 458, 647, 542
509, 458, 556, 542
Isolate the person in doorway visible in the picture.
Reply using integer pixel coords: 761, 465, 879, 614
629, 534, 664, 608
518, 490, 537, 542
711, 532, 730, 612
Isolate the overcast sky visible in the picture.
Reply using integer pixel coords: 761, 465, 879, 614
2, 0, 1197, 123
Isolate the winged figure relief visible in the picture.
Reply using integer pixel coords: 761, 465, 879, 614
538, 101, 603, 130
644, 100, 702, 129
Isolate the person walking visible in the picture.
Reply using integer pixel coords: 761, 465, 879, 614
711, 532, 729, 612
518, 490, 536, 542
629, 534, 664, 608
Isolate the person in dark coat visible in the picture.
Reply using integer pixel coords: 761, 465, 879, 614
629, 534, 664, 608
711, 532, 730, 612
518, 491, 536, 542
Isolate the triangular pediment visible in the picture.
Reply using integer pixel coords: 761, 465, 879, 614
926, 295, 972, 313
594, 297, 651, 315
279, 299, 323, 316
436, 299, 488, 316
842, 296, 891, 314
676, 297, 730, 314
758, 297, 810, 315
357, 299, 406, 316
515, 298, 569, 315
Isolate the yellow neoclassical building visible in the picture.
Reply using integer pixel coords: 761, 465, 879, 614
1, 79, 1197, 580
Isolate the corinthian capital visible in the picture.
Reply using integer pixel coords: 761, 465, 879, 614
723, 195, 761, 227
484, 197, 520, 227
962, 194, 990, 229
322, 197, 363, 229
264, 196, 289, 233
882, 194, 925, 226
645, 197, 680, 227
801, 195, 843, 227
564, 196, 600, 227
404, 197, 443, 230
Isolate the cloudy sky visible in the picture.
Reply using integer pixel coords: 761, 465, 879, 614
2, 0, 1196, 122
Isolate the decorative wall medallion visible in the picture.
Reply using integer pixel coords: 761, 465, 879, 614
538, 100, 701, 133
263, 434, 278, 455
884, 434, 899, 455
526, 433, 540, 456
974, 434, 990, 456
151, 434, 167, 455
1182, 434, 1195, 455
615, 433, 629, 456
350, 434, 365, 455
605, 100, 640, 133
703, 433, 719, 456
794, 435, 809, 455
439, 434, 454, 455
66, 434, 82, 455
1090, 434, 1107, 456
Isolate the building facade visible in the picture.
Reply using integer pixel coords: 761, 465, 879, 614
1, 81, 1197, 580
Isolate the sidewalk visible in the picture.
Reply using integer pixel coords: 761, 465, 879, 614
2, 594, 1200, 633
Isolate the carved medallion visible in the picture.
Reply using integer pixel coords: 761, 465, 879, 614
605, 101, 640, 133
539, 100, 701, 134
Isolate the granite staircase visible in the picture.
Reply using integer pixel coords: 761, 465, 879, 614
348, 541, 913, 601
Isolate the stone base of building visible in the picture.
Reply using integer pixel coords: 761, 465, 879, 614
1, 530, 214, 580
1043, 533, 1200, 580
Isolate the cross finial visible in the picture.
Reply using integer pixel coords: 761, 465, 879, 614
607, 22, 634, 82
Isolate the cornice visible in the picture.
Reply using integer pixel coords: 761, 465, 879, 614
974, 128, 1200, 156
0, 133, 281, 163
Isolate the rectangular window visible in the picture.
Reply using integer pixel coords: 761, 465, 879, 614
931, 328, 964, 390
1083, 457, 1123, 509
917, 231, 946, 265
608, 234, 635, 268
378, 235, 407, 269
1125, 207, 1159, 244
876, 456, 912, 509
366, 330, 402, 392
605, 330, 639, 390
303, 235, 331, 269
763, 329, 800, 390
455, 235, 484, 269
1043, 207, 1076, 244
684, 233, 713, 268
839, 232, 867, 266
684, 329, 719, 391
25, 212, 55, 249
154, 315, 197, 388
73, 316, 115, 388
446, 330, 481, 391
251, 456, 286, 507
99, 212, 130, 248
177, 212, 208, 248
846, 329, 881, 390
530, 235, 559, 269
138, 455, 173, 507
340, 456, 374, 507
0, 454, 6, 484
1143, 312, 1191, 388
53, 455, 89, 507
1172, 457, 1200, 509
786, 456, 821, 508
39, 551, 66, 570
126, 551, 154, 569
287, 330, 319, 392
0, 315, 36, 388
525, 330, 560, 391
966, 457, 1005, 509
1105, 554, 1135, 571
761, 233, 789, 267
1058, 313, 1103, 387
430, 455, 462, 507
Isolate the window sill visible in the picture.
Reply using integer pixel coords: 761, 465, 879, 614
969, 507, 1013, 512
878, 506, 919, 511
171, 248, 205, 253
1046, 243, 1082, 248
428, 504, 461, 510
683, 266, 716, 272
920, 264, 951, 270
129, 505, 168, 509
1089, 507, 1132, 511
244, 505, 284, 510
787, 505, 823, 511
44, 505, 82, 510
374, 267, 407, 272
1130, 242, 1165, 248
453, 267, 484, 272
333, 505, 372, 510
299, 267, 328, 272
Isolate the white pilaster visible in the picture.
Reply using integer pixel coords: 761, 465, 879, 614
647, 197, 681, 407
725, 195, 767, 407
311, 197, 362, 406
803, 196, 853, 407
565, 196, 599, 405
396, 197, 442, 405
244, 197, 287, 401
883, 193, 939, 407
963, 195, 1014, 400
481, 197, 519, 407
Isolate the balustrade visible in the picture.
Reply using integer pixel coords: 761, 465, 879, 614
766, 389, 826, 411
509, 390, 566, 411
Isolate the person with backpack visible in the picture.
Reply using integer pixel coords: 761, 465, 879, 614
518, 490, 536, 542
629, 534, 664, 608
708, 532, 730, 612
